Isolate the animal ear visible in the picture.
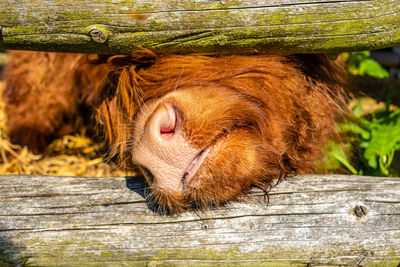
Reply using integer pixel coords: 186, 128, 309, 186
107, 49, 157, 69
97, 49, 157, 104
88, 49, 157, 69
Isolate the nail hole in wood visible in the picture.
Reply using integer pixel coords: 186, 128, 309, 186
353, 205, 368, 218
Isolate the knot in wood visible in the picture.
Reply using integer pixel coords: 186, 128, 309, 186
89, 28, 107, 43
353, 205, 368, 218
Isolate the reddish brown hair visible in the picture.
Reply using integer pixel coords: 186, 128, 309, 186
97, 50, 348, 211
3, 50, 348, 212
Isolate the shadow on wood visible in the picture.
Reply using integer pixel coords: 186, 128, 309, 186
125, 176, 160, 213
0, 236, 29, 266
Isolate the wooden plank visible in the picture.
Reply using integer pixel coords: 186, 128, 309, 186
0, 174, 399, 266
0, 0, 399, 54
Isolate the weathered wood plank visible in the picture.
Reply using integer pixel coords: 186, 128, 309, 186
0, 174, 399, 266
0, 0, 399, 54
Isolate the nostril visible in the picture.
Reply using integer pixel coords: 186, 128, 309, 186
159, 103, 177, 138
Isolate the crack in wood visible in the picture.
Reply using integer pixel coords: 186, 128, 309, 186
125, 0, 376, 14
0, 193, 98, 199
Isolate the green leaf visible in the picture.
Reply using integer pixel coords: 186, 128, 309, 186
351, 51, 370, 61
345, 51, 389, 78
339, 122, 370, 140
325, 140, 358, 174
362, 117, 400, 172
352, 101, 363, 117
359, 59, 389, 78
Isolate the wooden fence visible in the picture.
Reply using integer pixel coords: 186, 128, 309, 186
1, 174, 399, 266
0, 0, 399, 54
0, 0, 400, 265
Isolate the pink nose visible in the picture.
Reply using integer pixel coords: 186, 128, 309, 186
133, 101, 202, 193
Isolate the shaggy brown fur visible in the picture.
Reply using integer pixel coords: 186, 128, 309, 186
3, 51, 109, 152
3, 50, 348, 213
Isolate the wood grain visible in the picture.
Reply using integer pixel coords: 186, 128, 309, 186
0, 174, 399, 266
0, 0, 399, 54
